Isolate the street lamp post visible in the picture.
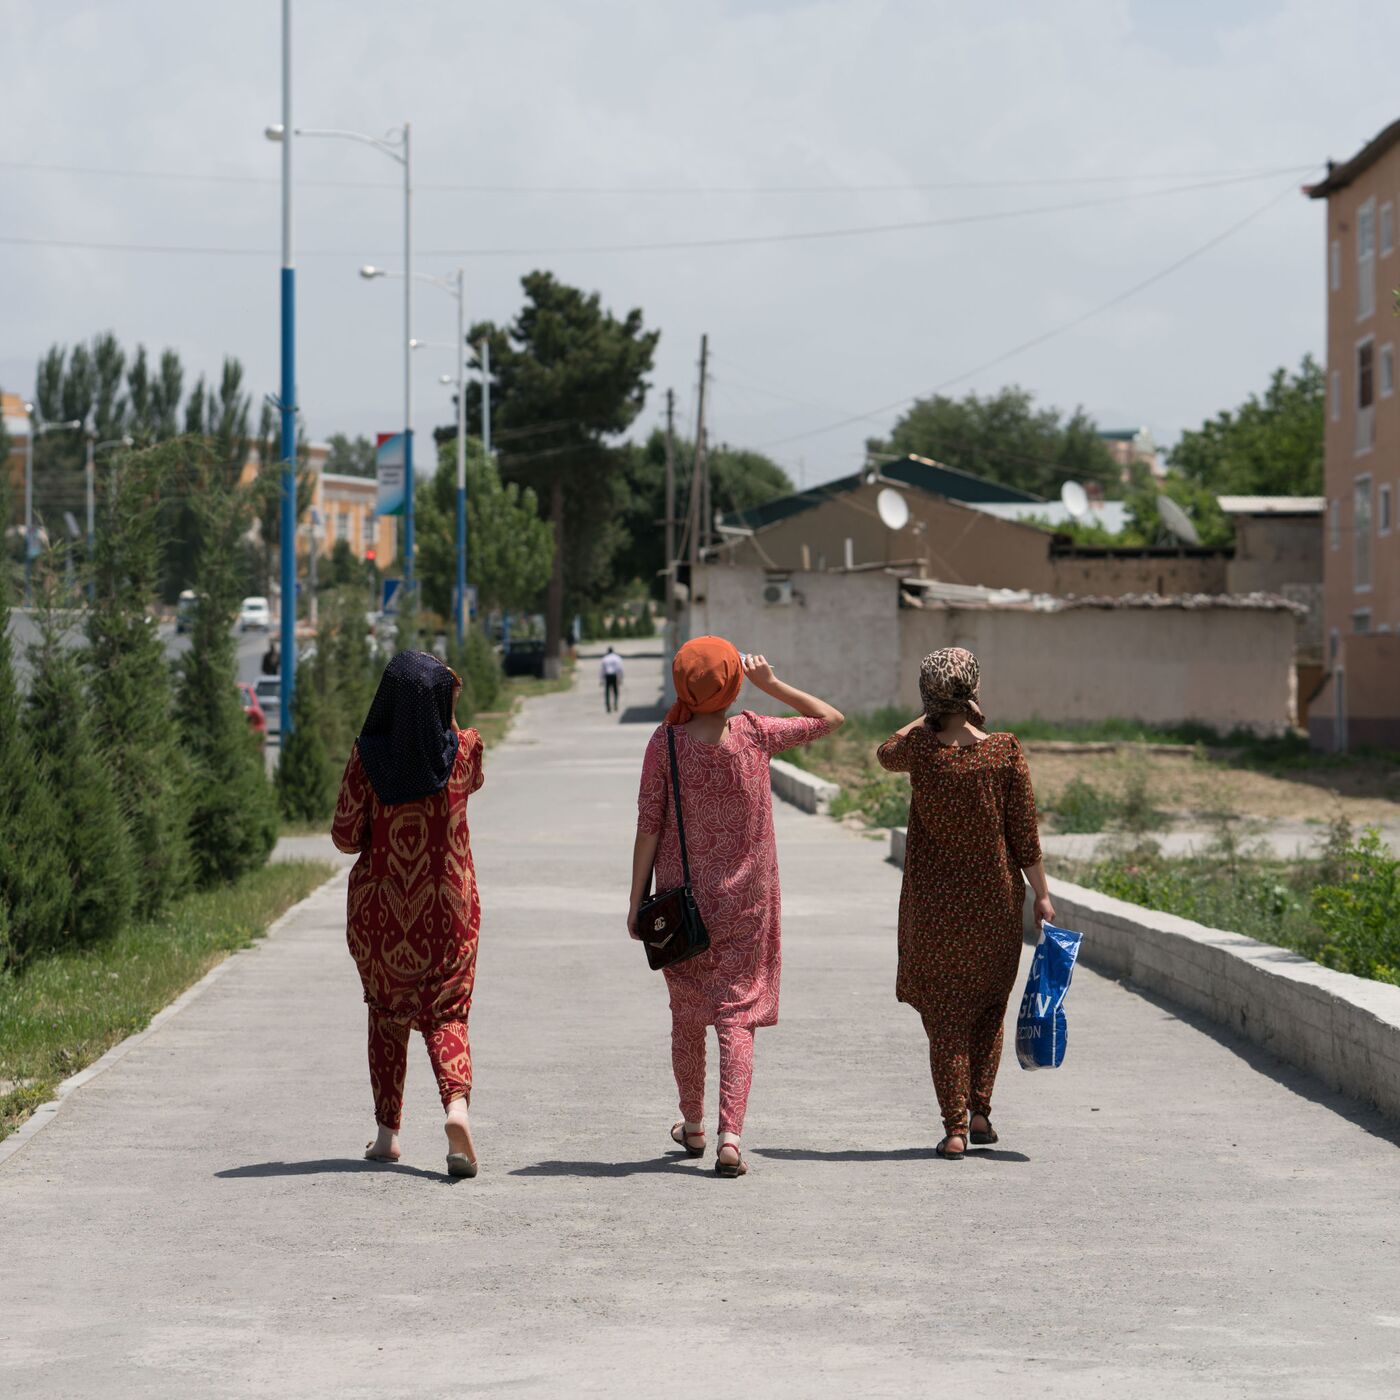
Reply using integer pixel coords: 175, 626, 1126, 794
22, 406, 82, 605
365, 265, 467, 642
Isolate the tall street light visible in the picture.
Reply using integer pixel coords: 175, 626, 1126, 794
22, 406, 82, 605
271, 121, 415, 602
366, 265, 467, 642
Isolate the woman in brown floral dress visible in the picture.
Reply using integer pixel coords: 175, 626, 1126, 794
877, 647, 1053, 1160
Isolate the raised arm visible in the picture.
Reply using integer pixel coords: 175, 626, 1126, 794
741, 653, 844, 730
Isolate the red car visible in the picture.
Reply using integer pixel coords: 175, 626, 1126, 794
238, 682, 268, 744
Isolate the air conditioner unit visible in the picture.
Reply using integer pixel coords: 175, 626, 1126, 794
763, 579, 794, 606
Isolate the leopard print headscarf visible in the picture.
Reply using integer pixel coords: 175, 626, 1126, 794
919, 646, 986, 728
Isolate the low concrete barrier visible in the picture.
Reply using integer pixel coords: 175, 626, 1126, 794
887, 827, 1400, 1121
769, 758, 839, 816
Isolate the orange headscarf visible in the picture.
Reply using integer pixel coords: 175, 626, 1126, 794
667, 636, 743, 725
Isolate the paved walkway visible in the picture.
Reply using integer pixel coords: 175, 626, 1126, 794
4, 646, 1399, 1398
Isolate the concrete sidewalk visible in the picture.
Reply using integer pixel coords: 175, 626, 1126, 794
3, 645, 1399, 1398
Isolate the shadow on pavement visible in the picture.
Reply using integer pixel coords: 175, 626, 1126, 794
216, 1157, 451, 1183
755, 1145, 1031, 1164
510, 1154, 697, 1178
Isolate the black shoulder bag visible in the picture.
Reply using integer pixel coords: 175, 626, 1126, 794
637, 725, 712, 972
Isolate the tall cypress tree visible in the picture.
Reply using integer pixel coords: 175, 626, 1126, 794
87, 442, 194, 915
0, 541, 71, 967
276, 661, 336, 822
25, 555, 136, 947
174, 445, 278, 885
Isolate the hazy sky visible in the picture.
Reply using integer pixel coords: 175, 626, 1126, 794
3, 1, 1397, 489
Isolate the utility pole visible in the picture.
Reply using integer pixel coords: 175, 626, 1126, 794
664, 388, 676, 655
687, 334, 708, 592
276, 0, 297, 740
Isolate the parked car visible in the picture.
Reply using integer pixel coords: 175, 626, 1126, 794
254, 675, 281, 732
501, 638, 547, 679
238, 682, 268, 744
175, 589, 199, 634
239, 596, 272, 632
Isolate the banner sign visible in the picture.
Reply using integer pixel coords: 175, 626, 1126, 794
376, 433, 405, 517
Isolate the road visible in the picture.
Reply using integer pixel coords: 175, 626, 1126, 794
3, 641, 1399, 1398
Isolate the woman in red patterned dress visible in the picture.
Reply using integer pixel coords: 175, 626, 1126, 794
877, 647, 1053, 1161
628, 638, 844, 1177
332, 651, 485, 1178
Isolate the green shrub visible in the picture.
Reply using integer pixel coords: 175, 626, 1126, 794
277, 662, 337, 822
831, 772, 910, 829
1051, 777, 1115, 833
1117, 757, 1167, 838
1311, 828, 1400, 985
633, 606, 656, 638
458, 625, 502, 714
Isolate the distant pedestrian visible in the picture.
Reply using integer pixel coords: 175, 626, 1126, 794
600, 646, 624, 713
629, 638, 844, 1177
876, 647, 1053, 1160
261, 641, 280, 676
331, 651, 486, 1179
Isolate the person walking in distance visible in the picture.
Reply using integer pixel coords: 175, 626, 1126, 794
628, 638, 844, 1177
876, 647, 1052, 1161
600, 646, 624, 714
332, 651, 486, 1178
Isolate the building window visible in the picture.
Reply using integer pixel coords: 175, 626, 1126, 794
1356, 339, 1375, 453
1352, 609, 1372, 635
1331, 238, 1341, 291
1330, 498, 1341, 551
1382, 483, 1394, 537
337, 510, 350, 542
1358, 199, 1376, 320
1384, 202, 1396, 257
1331, 369, 1342, 421
1383, 343, 1396, 398
1355, 475, 1373, 590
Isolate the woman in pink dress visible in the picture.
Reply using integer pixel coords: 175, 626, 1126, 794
628, 637, 844, 1177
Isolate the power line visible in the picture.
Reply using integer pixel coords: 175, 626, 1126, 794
0, 157, 1317, 196
0, 170, 1313, 261
755, 174, 1311, 453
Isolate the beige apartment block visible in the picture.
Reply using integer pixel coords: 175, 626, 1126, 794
1306, 118, 1400, 750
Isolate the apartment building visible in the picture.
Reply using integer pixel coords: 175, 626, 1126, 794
1305, 119, 1400, 750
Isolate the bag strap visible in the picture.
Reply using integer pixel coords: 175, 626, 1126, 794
665, 724, 693, 889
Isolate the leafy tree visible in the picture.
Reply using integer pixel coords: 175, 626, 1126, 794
868, 385, 1120, 497
417, 437, 554, 622
447, 625, 502, 718
1170, 356, 1324, 496
313, 587, 379, 772
325, 432, 376, 478
251, 401, 315, 598
0, 537, 70, 967
24, 555, 136, 948
87, 443, 194, 914
614, 430, 793, 599
1124, 464, 1233, 549
468, 272, 659, 673
173, 442, 279, 886
277, 661, 336, 822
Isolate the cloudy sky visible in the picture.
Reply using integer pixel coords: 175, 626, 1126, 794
3, 1, 1397, 488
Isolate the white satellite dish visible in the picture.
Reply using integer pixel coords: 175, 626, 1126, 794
876, 487, 910, 531
1060, 480, 1089, 522
1157, 495, 1201, 546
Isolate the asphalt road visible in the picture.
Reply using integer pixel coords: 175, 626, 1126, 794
3, 641, 1399, 1398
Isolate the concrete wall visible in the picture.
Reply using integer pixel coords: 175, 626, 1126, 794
1228, 514, 1323, 595
899, 603, 1299, 735
695, 564, 1301, 734
1050, 549, 1230, 598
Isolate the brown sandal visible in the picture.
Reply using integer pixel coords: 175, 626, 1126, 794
671, 1122, 706, 1158
715, 1142, 747, 1178
969, 1116, 999, 1146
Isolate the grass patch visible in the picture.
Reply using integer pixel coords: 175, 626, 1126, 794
0, 859, 333, 1142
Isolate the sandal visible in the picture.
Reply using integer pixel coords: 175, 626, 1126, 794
364, 1141, 399, 1163
969, 1115, 998, 1147
446, 1152, 478, 1179
715, 1142, 747, 1178
671, 1122, 706, 1157
935, 1134, 966, 1161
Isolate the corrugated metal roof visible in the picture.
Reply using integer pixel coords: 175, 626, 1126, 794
1217, 496, 1325, 516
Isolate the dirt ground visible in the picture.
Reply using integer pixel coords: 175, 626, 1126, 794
1022, 744, 1400, 826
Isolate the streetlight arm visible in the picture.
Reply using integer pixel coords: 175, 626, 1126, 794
296, 126, 406, 163
363, 266, 459, 297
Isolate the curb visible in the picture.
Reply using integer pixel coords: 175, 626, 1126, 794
0, 868, 347, 1170
769, 758, 840, 816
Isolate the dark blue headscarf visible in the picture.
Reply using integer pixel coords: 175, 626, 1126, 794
356, 651, 460, 806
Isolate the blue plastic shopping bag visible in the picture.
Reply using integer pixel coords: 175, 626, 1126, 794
1015, 923, 1083, 1070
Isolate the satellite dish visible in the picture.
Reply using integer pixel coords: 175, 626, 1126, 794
1157, 495, 1201, 546
876, 487, 910, 531
1060, 481, 1089, 522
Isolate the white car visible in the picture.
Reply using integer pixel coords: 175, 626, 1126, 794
254, 676, 281, 731
238, 596, 272, 632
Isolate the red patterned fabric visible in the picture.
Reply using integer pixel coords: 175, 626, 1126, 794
333, 733, 485, 1129
672, 1021, 756, 1135
637, 711, 832, 1028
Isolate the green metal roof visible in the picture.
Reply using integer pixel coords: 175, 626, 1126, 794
722, 455, 1043, 532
